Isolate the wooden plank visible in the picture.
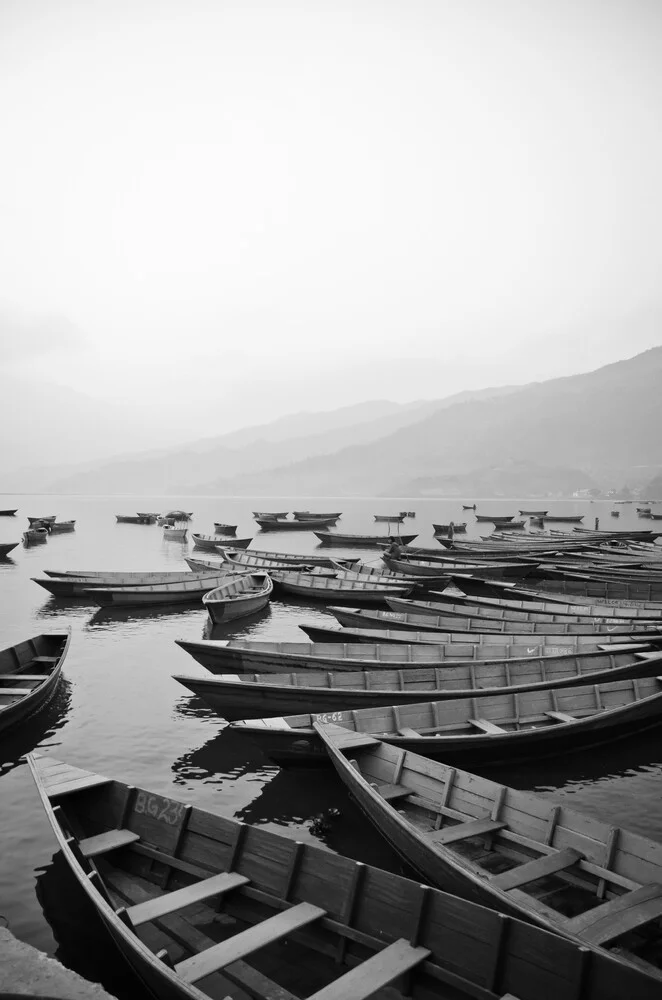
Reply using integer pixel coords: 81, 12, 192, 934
176, 901, 326, 983
430, 818, 506, 846
491, 848, 584, 891
398, 727, 420, 737
32, 655, 59, 663
125, 872, 249, 927
0, 688, 38, 696
0, 674, 49, 681
565, 883, 662, 944
469, 718, 508, 734
328, 731, 380, 750
130, 843, 212, 879
376, 784, 412, 802
308, 938, 430, 1000
79, 828, 140, 858
45, 774, 113, 798
545, 710, 576, 723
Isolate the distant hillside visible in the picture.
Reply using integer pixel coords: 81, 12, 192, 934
43, 384, 521, 494
192, 346, 662, 496
407, 460, 598, 498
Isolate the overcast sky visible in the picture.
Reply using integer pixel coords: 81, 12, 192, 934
1, 0, 661, 435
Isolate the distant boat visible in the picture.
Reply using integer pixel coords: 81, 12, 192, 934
33, 570, 227, 598
519, 509, 549, 515
191, 533, 252, 551
268, 569, 414, 603
163, 525, 188, 541
432, 522, 467, 534
83, 573, 233, 608
116, 514, 156, 524
27, 515, 56, 526
49, 520, 76, 533
165, 510, 193, 520
541, 514, 585, 523
136, 512, 160, 518
474, 514, 515, 523
314, 531, 418, 547
374, 514, 406, 523
0, 541, 18, 557
293, 511, 343, 520
0, 509, 17, 516
23, 528, 48, 545
0, 632, 69, 735
462, 504, 477, 510
611, 510, 620, 517
252, 511, 288, 519
256, 516, 338, 530
202, 573, 273, 623
213, 523, 237, 534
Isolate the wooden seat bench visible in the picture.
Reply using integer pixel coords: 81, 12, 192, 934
397, 726, 420, 738
469, 718, 508, 734
0, 675, 49, 682
124, 872, 249, 927
0, 688, 42, 696
79, 828, 140, 858
545, 710, 576, 724
308, 938, 430, 1000
32, 656, 60, 664
565, 883, 662, 945
176, 901, 326, 983
491, 848, 584, 891
430, 817, 506, 846
376, 783, 412, 802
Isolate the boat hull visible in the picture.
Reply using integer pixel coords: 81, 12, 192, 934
0, 542, 18, 557
314, 532, 418, 547
0, 633, 69, 735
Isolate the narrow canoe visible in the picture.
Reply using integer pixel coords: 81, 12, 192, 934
452, 574, 662, 604
202, 574, 273, 624
0, 509, 17, 515
384, 596, 662, 628
48, 520, 76, 533
116, 514, 157, 524
374, 514, 406, 522
163, 526, 188, 541
383, 555, 536, 580
0, 633, 69, 735
191, 534, 252, 551
189, 554, 310, 575
173, 645, 662, 720
23, 528, 48, 545
28, 515, 56, 525
256, 517, 338, 530
314, 531, 418, 547
243, 672, 662, 766
462, 504, 477, 509
33, 571, 231, 598
541, 514, 585, 522
317, 724, 662, 983
214, 547, 359, 568
432, 523, 467, 533
84, 575, 233, 608
213, 523, 237, 533
0, 541, 18, 557
428, 590, 662, 621
330, 605, 662, 637
293, 511, 343, 520
29, 754, 654, 1000
252, 510, 288, 518
136, 512, 161, 518
519, 510, 549, 515
269, 570, 414, 603
475, 515, 515, 522
175, 635, 652, 674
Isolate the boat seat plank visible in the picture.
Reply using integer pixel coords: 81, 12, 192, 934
397, 727, 420, 738
0, 675, 49, 681
0, 687, 39, 696
469, 718, 508, 734
32, 656, 59, 663
545, 710, 576, 723
430, 818, 506, 845
325, 731, 380, 751
308, 938, 430, 1000
376, 784, 412, 802
565, 883, 662, 944
79, 828, 140, 858
44, 774, 113, 798
176, 901, 326, 983
125, 872, 250, 927
491, 848, 584, 891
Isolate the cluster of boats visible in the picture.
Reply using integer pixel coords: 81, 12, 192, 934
13, 521, 662, 998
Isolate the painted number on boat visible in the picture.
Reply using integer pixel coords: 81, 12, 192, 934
314, 711, 350, 724
134, 791, 186, 826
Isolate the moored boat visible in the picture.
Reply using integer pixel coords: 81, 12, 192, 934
383, 554, 536, 579
374, 513, 406, 522
84, 574, 233, 608
316, 724, 662, 983
28, 753, 653, 1000
213, 523, 237, 533
541, 514, 585, 522
474, 514, 515, 523
33, 570, 230, 598
202, 573, 273, 623
191, 533, 252, 551
0, 541, 18, 557
163, 525, 188, 541
0, 509, 17, 515
214, 547, 358, 568
519, 509, 549, 515
116, 514, 157, 524
27, 515, 56, 526
293, 511, 343, 520
23, 527, 48, 545
0, 632, 69, 735
432, 522, 467, 533
173, 644, 662, 720
268, 570, 414, 603
252, 510, 288, 519
48, 520, 76, 533
256, 516, 338, 530
314, 531, 418, 547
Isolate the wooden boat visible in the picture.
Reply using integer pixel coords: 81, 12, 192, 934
252, 510, 288, 519
29, 756, 654, 1000
165, 510, 194, 520
293, 511, 343, 520
649, 514, 662, 520
84, 574, 233, 608
136, 512, 161, 518
27, 515, 56, 526
495, 520, 527, 530
374, 514, 406, 522
202, 574, 273, 623
474, 515, 515, 523
215, 546, 356, 568
33, 571, 229, 598
191, 554, 310, 576
173, 645, 662, 720
268, 570, 414, 603
637, 508, 652, 514
256, 516, 338, 530
235, 671, 662, 767
519, 510, 549, 515
0, 508, 17, 515
316, 726, 662, 985
191, 533, 252, 552
314, 531, 418, 547
541, 514, 585, 522
163, 525, 188, 541
611, 510, 620, 517
49, 520, 76, 533
462, 504, 476, 509
0, 633, 69, 735
23, 527, 48, 545
383, 595, 660, 627
0, 541, 18, 557
430, 589, 662, 621
116, 514, 157, 524
175, 633, 652, 673
213, 523, 237, 534
329, 605, 662, 638
432, 523, 467, 534
383, 554, 536, 580
455, 573, 662, 604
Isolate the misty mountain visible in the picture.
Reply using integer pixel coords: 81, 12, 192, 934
41, 385, 521, 494
193, 347, 662, 496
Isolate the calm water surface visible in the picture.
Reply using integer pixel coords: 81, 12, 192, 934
1, 494, 661, 997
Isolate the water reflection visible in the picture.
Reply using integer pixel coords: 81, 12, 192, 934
0, 679, 71, 777
171, 723, 276, 787
87, 605, 208, 629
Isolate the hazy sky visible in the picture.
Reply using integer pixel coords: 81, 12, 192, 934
1, 0, 661, 433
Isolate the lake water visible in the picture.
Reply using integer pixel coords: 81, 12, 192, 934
1, 493, 661, 998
